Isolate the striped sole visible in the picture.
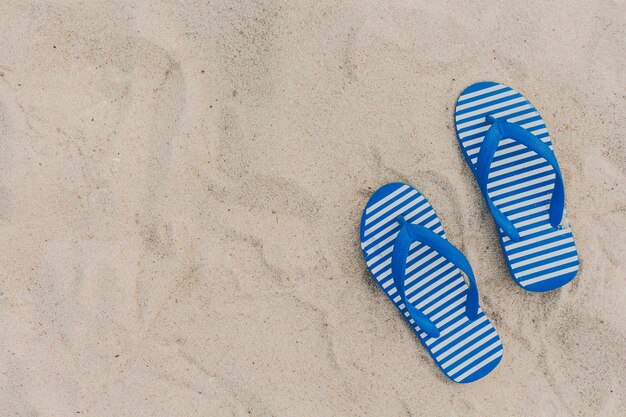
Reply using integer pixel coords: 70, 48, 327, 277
455, 82, 579, 292
360, 183, 503, 383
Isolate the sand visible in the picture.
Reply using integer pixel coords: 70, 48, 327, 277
0, 1, 624, 416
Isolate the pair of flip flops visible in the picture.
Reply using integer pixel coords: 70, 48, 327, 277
359, 82, 579, 383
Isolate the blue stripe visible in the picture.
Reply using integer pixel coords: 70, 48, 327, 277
456, 92, 524, 118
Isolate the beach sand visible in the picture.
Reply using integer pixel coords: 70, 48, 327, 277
0, 1, 624, 415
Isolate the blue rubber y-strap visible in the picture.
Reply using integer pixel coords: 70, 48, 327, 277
391, 216, 480, 338
476, 115, 565, 242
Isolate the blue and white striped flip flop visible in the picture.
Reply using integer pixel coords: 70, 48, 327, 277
454, 82, 579, 292
360, 183, 503, 383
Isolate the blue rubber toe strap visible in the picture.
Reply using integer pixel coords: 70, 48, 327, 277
476, 115, 565, 242
391, 217, 480, 339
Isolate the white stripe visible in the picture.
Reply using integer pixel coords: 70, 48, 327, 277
468, 131, 549, 160
373, 231, 444, 287
407, 269, 459, 303
466, 128, 549, 158
405, 250, 438, 276
379, 267, 394, 283
455, 97, 526, 122
519, 265, 579, 286
453, 350, 503, 382
364, 190, 420, 225
404, 260, 453, 297
420, 303, 481, 340
366, 223, 429, 257
371, 258, 391, 275
489, 174, 555, 199
493, 184, 553, 207
504, 222, 549, 242
366, 246, 394, 268
415, 279, 464, 310
429, 296, 467, 324
400, 211, 437, 237
487, 165, 552, 189
513, 214, 549, 229
488, 149, 539, 170
464, 134, 514, 152
504, 228, 571, 251
379, 270, 392, 285
522, 121, 547, 133
456, 104, 532, 130
364, 231, 398, 256
420, 300, 467, 339
410, 207, 437, 225
456, 89, 518, 111
407, 262, 453, 294
363, 197, 423, 236
514, 255, 579, 278
439, 326, 497, 365
406, 243, 432, 263
405, 257, 446, 287
506, 111, 541, 124
431, 305, 466, 330
432, 315, 470, 341
371, 243, 431, 275
508, 236, 574, 261
422, 286, 466, 316
488, 157, 547, 180
511, 246, 578, 270
424, 218, 441, 231
500, 194, 551, 214
502, 224, 552, 243
447, 340, 502, 375
362, 224, 397, 250
468, 140, 511, 160
460, 114, 541, 142
361, 202, 432, 247
365, 185, 409, 214
457, 84, 507, 102
430, 316, 488, 353
426, 312, 472, 346
507, 204, 549, 221
459, 111, 544, 141
388, 252, 441, 290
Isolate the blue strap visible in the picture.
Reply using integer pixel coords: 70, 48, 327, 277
476, 115, 565, 242
391, 216, 480, 338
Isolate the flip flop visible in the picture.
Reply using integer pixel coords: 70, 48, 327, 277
360, 183, 503, 383
454, 82, 579, 292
